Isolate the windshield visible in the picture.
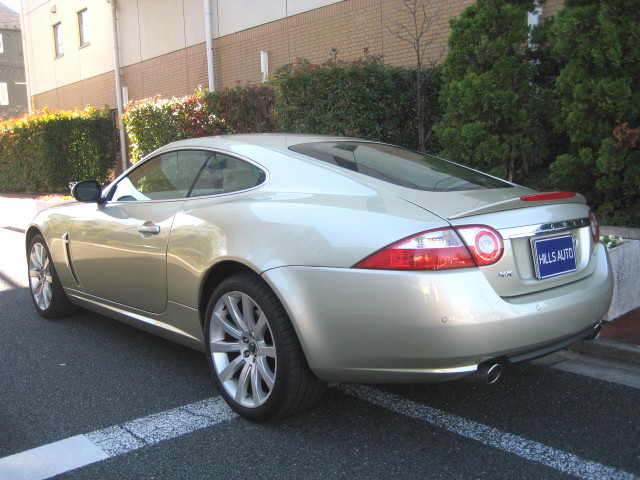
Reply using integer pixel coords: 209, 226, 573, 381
289, 142, 512, 192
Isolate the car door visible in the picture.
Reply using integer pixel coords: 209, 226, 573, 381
69, 149, 209, 314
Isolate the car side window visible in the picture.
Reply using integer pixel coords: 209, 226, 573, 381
189, 153, 265, 197
110, 151, 208, 201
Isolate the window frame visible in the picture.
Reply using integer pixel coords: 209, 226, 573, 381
77, 8, 90, 48
106, 148, 268, 203
53, 22, 64, 58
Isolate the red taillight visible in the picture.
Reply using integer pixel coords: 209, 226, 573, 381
353, 225, 503, 270
588, 210, 599, 243
520, 192, 576, 201
353, 228, 475, 270
456, 225, 504, 266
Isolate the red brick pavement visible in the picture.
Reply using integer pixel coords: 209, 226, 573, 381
600, 307, 640, 346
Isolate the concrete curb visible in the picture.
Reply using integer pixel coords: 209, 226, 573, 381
601, 226, 640, 241
566, 338, 640, 367
603, 240, 640, 321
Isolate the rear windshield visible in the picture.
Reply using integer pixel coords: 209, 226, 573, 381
289, 142, 512, 192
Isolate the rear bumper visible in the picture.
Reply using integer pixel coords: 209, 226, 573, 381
263, 243, 613, 383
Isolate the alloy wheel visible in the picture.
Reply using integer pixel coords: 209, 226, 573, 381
29, 242, 53, 311
209, 291, 277, 409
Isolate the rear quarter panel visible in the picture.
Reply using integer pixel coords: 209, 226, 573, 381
165, 159, 448, 309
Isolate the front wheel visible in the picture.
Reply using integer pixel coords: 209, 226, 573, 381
204, 273, 326, 421
27, 234, 77, 318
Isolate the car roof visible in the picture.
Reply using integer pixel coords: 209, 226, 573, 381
154, 133, 365, 155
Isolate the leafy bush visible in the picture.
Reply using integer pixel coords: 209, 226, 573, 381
548, 0, 640, 226
0, 108, 116, 193
124, 85, 278, 163
123, 93, 230, 163
272, 56, 441, 151
435, 0, 543, 183
124, 61, 440, 159
202, 84, 278, 134
601, 234, 625, 250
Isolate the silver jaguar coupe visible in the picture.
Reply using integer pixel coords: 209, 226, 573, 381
26, 134, 613, 420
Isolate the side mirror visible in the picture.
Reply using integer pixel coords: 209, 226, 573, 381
72, 180, 104, 203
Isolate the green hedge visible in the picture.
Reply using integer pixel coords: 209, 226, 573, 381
436, 0, 540, 183
124, 93, 230, 163
272, 57, 441, 151
546, 0, 640, 226
0, 108, 116, 193
123, 59, 440, 162
124, 85, 277, 163
202, 84, 278, 134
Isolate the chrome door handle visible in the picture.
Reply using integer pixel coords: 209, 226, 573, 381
138, 224, 160, 234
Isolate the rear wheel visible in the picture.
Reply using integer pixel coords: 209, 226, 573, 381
204, 273, 326, 421
28, 234, 77, 318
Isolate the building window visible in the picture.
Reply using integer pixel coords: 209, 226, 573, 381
78, 9, 90, 47
0, 83, 9, 106
0, 34, 4, 54
53, 22, 63, 57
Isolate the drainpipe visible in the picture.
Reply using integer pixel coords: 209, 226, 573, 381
19, 1, 33, 111
204, 0, 215, 92
109, 0, 128, 172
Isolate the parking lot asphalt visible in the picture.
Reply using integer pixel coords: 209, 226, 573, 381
1, 192, 639, 368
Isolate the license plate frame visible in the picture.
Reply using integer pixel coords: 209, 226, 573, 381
531, 233, 577, 280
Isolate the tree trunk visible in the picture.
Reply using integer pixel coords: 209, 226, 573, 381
416, 67, 426, 152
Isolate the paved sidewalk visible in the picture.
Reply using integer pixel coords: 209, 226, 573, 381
2, 193, 638, 368
568, 307, 640, 366
0, 193, 41, 233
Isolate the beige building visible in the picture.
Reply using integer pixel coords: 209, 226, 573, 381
22, 0, 562, 112
0, 4, 27, 117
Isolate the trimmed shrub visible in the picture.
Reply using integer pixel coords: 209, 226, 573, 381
548, 0, 640, 226
202, 84, 278, 134
272, 56, 441, 151
123, 61, 440, 162
124, 85, 278, 163
435, 0, 543, 183
123, 93, 230, 163
0, 108, 116, 193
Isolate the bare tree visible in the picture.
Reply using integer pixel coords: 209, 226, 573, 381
389, 0, 443, 152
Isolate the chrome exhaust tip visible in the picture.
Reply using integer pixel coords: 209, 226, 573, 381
587, 323, 602, 341
468, 363, 503, 385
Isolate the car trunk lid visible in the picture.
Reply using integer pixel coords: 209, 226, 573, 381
385, 186, 596, 298
392, 186, 587, 221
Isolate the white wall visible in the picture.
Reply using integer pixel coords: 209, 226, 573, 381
24, 0, 344, 96
24, 0, 114, 95
212, 0, 343, 37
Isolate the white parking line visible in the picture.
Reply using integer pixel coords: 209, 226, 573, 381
0, 397, 236, 480
0, 387, 636, 480
0, 436, 108, 480
340, 385, 637, 480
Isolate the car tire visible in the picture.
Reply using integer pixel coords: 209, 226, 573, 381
204, 273, 326, 421
27, 234, 78, 319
